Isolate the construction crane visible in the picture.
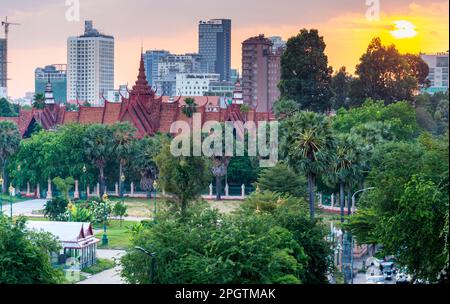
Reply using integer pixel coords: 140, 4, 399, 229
1, 16, 20, 88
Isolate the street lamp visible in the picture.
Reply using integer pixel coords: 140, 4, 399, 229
16, 165, 21, 198
9, 184, 14, 219
153, 180, 158, 222
134, 246, 157, 284
102, 193, 109, 246
351, 187, 376, 215
120, 174, 126, 204
82, 165, 87, 200
0, 176, 3, 213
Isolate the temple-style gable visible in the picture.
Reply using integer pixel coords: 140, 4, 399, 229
2, 52, 275, 138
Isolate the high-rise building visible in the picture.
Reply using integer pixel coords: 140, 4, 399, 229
154, 53, 203, 96
176, 73, 220, 96
67, 21, 114, 105
198, 19, 231, 81
35, 65, 67, 103
242, 35, 281, 113
0, 38, 6, 95
269, 36, 287, 53
421, 52, 449, 94
143, 50, 170, 88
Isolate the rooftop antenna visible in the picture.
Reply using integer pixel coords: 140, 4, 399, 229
1, 17, 20, 88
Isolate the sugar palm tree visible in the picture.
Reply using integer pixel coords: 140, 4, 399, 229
112, 123, 137, 196
33, 93, 45, 110
83, 125, 115, 197
0, 121, 21, 194
324, 134, 368, 222
283, 111, 336, 221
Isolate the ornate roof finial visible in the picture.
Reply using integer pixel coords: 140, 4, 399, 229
131, 51, 153, 95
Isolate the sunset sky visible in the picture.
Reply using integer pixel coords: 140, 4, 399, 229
1, 0, 449, 99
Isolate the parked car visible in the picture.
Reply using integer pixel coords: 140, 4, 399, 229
367, 275, 385, 284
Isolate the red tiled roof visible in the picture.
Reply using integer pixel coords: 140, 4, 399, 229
78, 107, 104, 124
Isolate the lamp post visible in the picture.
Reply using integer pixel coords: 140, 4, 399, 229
102, 193, 109, 246
0, 176, 3, 213
351, 187, 376, 214
16, 165, 21, 198
82, 165, 87, 200
135, 246, 157, 284
9, 184, 14, 219
153, 180, 158, 222
120, 174, 126, 204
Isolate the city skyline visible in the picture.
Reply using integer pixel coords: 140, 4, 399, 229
1, 0, 449, 99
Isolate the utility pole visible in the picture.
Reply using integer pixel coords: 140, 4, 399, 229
1, 17, 21, 91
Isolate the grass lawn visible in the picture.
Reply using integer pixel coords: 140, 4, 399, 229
95, 220, 137, 250
83, 258, 115, 275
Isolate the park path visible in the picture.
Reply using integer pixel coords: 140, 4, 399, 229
7, 199, 47, 216
78, 249, 127, 284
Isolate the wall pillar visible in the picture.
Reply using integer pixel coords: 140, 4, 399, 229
36, 184, 40, 199
241, 184, 246, 199
209, 184, 213, 196
115, 182, 119, 196
96, 183, 100, 197
26, 182, 31, 196
87, 185, 90, 198
225, 184, 229, 197
74, 180, 80, 200
46, 179, 52, 200
331, 194, 335, 207
130, 182, 134, 196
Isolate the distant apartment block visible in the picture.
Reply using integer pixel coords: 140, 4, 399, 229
143, 50, 170, 88
421, 52, 449, 94
269, 36, 287, 53
67, 21, 114, 105
199, 19, 231, 81
35, 65, 67, 103
106, 85, 129, 103
242, 34, 281, 113
176, 73, 220, 96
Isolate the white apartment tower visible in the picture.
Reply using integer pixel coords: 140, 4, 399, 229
67, 21, 114, 105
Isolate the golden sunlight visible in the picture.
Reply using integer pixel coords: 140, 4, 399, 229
390, 20, 418, 39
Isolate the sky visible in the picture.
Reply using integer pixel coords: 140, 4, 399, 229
1, 0, 449, 99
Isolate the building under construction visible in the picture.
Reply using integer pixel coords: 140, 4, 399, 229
0, 38, 6, 89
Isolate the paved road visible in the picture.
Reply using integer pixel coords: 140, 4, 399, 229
6, 199, 47, 216
78, 250, 127, 285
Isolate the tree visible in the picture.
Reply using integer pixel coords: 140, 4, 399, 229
112, 123, 137, 195
273, 98, 299, 119
182, 97, 198, 118
381, 175, 448, 282
131, 135, 165, 197
0, 98, 18, 117
0, 216, 63, 284
283, 111, 336, 221
32, 93, 46, 110
155, 142, 211, 217
257, 162, 307, 198
44, 197, 69, 221
351, 38, 425, 104
113, 201, 128, 227
52, 177, 75, 203
330, 67, 352, 110
279, 29, 333, 112
0, 121, 21, 194
324, 134, 368, 220
83, 124, 115, 197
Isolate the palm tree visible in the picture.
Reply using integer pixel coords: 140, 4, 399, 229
0, 121, 21, 194
33, 93, 45, 110
324, 134, 368, 223
83, 125, 115, 197
112, 123, 137, 196
283, 111, 336, 221
182, 97, 198, 118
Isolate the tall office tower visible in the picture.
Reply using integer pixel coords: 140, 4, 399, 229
420, 52, 449, 94
242, 35, 281, 113
198, 19, 231, 81
143, 50, 170, 88
0, 38, 6, 97
35, 65, 67, 103
67, 21, 114, 105
154, 53, 203, 96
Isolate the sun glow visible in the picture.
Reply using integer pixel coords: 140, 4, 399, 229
390, 20, 418, 39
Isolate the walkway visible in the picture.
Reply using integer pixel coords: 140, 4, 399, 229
78, 249, 127, 285
6, 199, 47, 216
